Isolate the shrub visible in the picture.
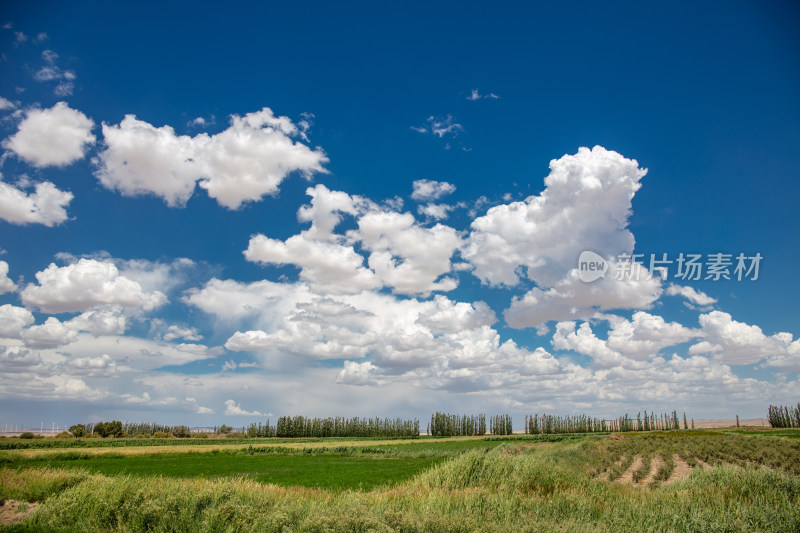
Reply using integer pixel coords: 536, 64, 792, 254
93, 421, 123, 438
153, 431, 170, 438
56, 431, 74, 439
171, 425, 192, 438
19, 432, 35, 439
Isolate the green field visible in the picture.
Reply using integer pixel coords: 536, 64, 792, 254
1, 429, 799, 532
14, 453, 443, 491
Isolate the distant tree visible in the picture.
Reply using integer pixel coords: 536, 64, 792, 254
218, 424, 233, 434
94, 421, 123, 438
19, 432, 35, 439
171, 425, 191, 438
68, 424, 86, 437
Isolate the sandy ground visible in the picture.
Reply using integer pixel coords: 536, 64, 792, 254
691, 418, 769, 428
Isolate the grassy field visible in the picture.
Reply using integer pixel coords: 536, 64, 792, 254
1, 429, 798, 531
5, 452, 445, 492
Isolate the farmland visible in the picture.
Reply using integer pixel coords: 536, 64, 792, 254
1, 428, 799, 531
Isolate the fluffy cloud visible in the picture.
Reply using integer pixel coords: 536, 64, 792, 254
551, 312, 697, 367
94, 108, 328, 209
21, 317, 80, 348
552, 321, 646, 369
20, 307, 126, 349
604, 312, 697, 360
296, 184, 367, 239
504, 261, 662, 328
64, 354, 117, 377
245, 234, 380, 295
244, 185, 461, 296
20, 258, 167, 313
336, 361, 383, 386
691, 311, 800, 366
224, 399, 264, 416
0, 176, 73, 226
2, 102, 95, 167
193, 277, 495, 370
464, 146, 646, 288
0, 261, 15, 294
163, 325, 202, 342
356, 210, 461, 295
462, 146, 660, 328
244, 188, 369, 289
65, 306, 127, 336
184, 278, 311, 323
0, 304, 34, 338
411, 179, 456, 201
417, 203, 455, 220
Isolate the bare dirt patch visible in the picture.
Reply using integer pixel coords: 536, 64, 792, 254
618, 455, 643, 484
0, 500, 38, 525
692, 418, 769, 429
667, 454, 693, 484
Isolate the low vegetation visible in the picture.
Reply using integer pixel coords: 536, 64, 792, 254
1, 429, 798, 531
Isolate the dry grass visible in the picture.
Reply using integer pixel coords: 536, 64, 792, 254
6, 436, 478, 458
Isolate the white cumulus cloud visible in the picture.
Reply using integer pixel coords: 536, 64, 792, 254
504, 261, 662, 328
0, 261, 15, 294
21, 317, 80, 348
0, 304, 35, 338
20, 258, 167, 313
0, 176, 73, 227
94, 108, 328, 209
356, 210, 461, 296
411, 179, 456, 201
224, 399, 264, 416
2, 102, 95, 167
464, 146, 646, 288
244, 185, 461, 296
690, 310, 800, 366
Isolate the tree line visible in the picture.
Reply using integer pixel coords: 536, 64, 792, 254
525, 411, 689, 434
768, 403, 800, 428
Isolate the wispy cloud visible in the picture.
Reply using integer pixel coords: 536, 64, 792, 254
411, 114, 464, 138
466, 88, 499, 101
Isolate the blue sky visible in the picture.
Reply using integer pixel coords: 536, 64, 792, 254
1, 1, 798, 427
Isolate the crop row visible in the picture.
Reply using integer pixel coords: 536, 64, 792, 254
594, 433, 800, 483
